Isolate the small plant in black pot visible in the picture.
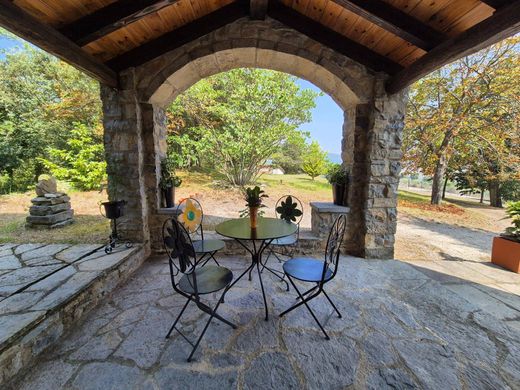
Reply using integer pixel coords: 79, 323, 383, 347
160, 158, 182, 208
326, 164, 349, 206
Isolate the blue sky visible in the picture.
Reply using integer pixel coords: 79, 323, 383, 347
0, 35, 343, 154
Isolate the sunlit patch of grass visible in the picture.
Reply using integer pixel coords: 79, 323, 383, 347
259, 174, 331, 193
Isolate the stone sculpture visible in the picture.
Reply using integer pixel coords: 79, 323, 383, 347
26, 176, 74, 229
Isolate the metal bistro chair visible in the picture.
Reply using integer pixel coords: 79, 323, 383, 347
279, 215, 346, 340
176, 198, 225, 267
263, 195, 303, 261
163, 218, 237, 362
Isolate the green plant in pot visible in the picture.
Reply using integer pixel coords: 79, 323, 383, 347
326, 164, 349, 206
491, 201, 520, 273
243, 186, 268, 228
159, 158, 182, 208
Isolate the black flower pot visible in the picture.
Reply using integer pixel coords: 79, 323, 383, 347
163, 187, 175, 208
332, 183, 348, 206
101, 200, 125, 219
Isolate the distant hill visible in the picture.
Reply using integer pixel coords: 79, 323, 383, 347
327, 153, 342, 164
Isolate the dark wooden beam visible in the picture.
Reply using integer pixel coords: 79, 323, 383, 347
330, 0, 445, 50
60, 0, 180, 47
267, 0, 403, 74
250, 0, 269, 20
0, 0, 118, 87
107, 0, 249, 71
386, 0, 520, 94
480, 0, 510, 9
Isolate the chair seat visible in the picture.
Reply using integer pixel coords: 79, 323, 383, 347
283, 258, 333, 282
271, 234, 298, 246
178, 265, 233, 295
192, 239, 225, 253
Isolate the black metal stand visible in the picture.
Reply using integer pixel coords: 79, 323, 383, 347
227, 238, 288, 321
105, 218, 132, 254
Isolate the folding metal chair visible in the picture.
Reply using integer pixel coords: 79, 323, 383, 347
176, 197, 225, 267
279, 215, 346, 340
163, 218, 237, 362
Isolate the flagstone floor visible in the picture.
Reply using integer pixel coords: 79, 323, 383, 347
9, 255, 520, 389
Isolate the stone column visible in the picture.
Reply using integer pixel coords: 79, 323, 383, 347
101, 69, 151, 254
347, 77, 407, 259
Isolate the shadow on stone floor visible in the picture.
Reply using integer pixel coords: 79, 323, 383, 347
7, 255, 520, 389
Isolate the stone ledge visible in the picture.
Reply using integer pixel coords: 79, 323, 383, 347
0, 244, 146, 386
310, 202, 350, 214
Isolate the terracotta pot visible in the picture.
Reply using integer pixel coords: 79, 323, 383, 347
491, 236, 520, 273
249, 206, 259, 229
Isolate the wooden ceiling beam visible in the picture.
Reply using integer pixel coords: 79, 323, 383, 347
60, 0, 180, 47
267, 0, 403, 74
330, 0, 445, 51
107, 0, 250, 71
0, 0, 118, 87
386, 0, 520, 94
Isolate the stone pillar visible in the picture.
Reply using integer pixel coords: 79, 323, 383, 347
347, 77, 407, 259
101, 70, 151, 254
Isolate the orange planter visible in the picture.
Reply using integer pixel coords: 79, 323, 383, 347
491, 236, 520, 273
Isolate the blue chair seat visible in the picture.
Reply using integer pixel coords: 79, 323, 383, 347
283, 258, 333, 283
192, 239, 225, 253
271, 234, 298, 246
178, 265, 233, 295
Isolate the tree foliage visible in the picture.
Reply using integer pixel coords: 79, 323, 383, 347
0, 31, 102, 193
302, 141, 329, 180
167, 68, 319, 186
403, 37, 520, 206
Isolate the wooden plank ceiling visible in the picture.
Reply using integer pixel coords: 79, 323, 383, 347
2, 0, 519, 92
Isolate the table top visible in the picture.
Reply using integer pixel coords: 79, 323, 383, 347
215, 217, 297, 241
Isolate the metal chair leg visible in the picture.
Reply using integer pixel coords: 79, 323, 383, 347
280, 277, 330, 340
166, 297, 191, 339
209, 252, 220, 266
187, 289, 233, 362
296, 284, 319, 301
322, 289, 342, 318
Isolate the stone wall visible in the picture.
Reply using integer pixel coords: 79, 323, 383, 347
100, 16, 407, 259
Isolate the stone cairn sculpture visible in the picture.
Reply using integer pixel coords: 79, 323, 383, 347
26, 175, 74, 229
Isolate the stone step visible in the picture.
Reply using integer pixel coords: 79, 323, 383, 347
0, 244, 146, 386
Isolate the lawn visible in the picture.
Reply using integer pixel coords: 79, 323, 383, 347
0, 173, 498, 244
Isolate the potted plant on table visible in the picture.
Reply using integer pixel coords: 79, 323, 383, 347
326, 164, 349, 206
159, 158, 182, 208
243, 186, 268, 229
491, 201, 520, 273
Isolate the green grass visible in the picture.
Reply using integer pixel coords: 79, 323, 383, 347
259, 174, 331, 192
397, 189, 432, 204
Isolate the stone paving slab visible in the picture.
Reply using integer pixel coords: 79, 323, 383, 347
8, 255, 520, 389
0, 243, 146, 386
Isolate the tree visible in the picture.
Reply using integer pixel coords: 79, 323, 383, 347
0, 30, 102, 192
403, 37, 519, 205
167, 68, 319, 185
40, 124, 106, 190
302, 141, 328, 180
271, 130, 310, 174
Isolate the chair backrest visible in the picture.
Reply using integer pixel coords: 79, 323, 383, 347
176, 197, 204, 239
275, 195, 304, 225
322, 215, 347, 281
162, 218, 199, 294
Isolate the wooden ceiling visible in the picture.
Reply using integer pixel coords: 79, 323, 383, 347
1, 0, 519, 93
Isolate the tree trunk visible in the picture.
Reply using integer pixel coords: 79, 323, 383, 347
431, 153, 448, 205
442, 175, 449, 200
488, 181, 502, 208
480, 189, 484, 203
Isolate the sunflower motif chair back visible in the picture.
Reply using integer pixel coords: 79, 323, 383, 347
176, 198, 205, 240
162, 218, 199, 294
